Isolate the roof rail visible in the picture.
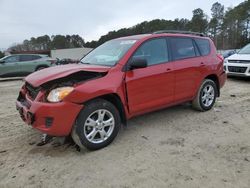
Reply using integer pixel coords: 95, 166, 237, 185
153, 30, 205, 37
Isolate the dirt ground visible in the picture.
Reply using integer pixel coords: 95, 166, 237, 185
0, 78, 250, 188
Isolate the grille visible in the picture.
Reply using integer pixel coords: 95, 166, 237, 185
25, 83, 40, 100
228, 60, 250, 64
228, 66, 247, 73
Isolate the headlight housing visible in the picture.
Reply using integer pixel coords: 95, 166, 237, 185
47, 87, 74, 102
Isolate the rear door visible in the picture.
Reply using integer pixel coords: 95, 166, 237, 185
19, 55, 41, 73
169, 37, 203, 101
125, 38, 174, 114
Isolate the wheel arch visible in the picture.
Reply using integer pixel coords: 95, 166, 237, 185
83, 93, 127, 126
204, 74, 220, 97
35, 64, 49, 71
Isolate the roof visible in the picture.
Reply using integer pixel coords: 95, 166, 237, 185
115, 34, 152, 40
115, 31, 208, 41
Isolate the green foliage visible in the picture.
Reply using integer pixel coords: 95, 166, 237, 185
85, 18, 190, 48
8, 0, 250, 51
189, 8, 208, 33
209, 2, 224, 46
86, 0, 250, 50
220, 0, 250, 49
8, 34, 85, 51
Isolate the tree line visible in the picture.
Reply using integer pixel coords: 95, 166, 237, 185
8, 34, 85, 52
7, 0, 250, 53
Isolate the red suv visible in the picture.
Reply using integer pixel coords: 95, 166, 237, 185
16, 31, 226, 150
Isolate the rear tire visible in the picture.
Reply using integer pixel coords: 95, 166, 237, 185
71, 99, 121, 150
192, 79, 217, 111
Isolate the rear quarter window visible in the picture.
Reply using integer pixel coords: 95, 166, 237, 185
195, 38, 210, 56
32, 55, 42, 60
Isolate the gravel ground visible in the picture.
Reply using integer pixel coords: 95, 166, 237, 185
0, 78, 250, 188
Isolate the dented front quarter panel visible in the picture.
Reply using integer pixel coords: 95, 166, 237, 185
64, 64, 129, 118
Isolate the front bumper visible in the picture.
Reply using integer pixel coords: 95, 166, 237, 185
224, 63, 250, 77
16, 92, 83, 136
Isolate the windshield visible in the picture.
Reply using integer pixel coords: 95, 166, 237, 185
81, 39, 137, 66
238, 44, 250, 54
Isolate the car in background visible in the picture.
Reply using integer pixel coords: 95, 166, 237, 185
0, 54, 55, 77
55, 58, 79, 65
222, 49, 236, 58
224, 44, 250, 77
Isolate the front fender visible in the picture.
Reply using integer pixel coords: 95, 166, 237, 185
64, 70, 126, 105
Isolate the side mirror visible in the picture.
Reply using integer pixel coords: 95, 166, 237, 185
0, 60, 5, 64
129, 57, 147, 70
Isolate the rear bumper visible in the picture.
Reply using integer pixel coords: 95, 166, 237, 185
16, 95, 82, 136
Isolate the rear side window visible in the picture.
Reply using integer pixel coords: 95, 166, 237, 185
133, 38, 169, 66
169, 38, 196, 60
20, 55, 34, 61
195, 39, 210, 56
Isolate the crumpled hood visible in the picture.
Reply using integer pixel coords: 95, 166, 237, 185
25, 64, 111, 87
227, 53, 250, 61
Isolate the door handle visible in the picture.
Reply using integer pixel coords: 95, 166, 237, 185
166, 68, 171, 72
200, 62, 205, 66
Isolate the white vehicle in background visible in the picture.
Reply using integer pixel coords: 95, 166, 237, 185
224, 44, 250, 77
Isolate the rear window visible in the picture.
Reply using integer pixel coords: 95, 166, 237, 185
195, 38, 210, 56
169, 38, 196, 60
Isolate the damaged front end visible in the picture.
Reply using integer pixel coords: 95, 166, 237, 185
20, 70, 107, 103
40, 71, 107, 103
16, 69, 108, 136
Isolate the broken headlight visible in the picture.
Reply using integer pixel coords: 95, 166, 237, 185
47, 87, 74, 102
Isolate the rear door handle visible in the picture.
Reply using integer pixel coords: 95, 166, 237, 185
166, 68, 171, 72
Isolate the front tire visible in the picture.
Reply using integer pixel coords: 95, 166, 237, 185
72, 99, 121, 150
192, 79, 217, 111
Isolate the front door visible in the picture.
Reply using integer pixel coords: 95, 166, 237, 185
125, 38, 174, 115
0, 55, 21, 77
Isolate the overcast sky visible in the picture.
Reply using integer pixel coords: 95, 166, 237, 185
0, 0, 243, 49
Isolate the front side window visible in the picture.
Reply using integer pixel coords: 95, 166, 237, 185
170, 38, 196, 60
5, 55, 19, 63
195, 38, 210, 56
81, 39, 137, 66
132, 38, 169, 66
